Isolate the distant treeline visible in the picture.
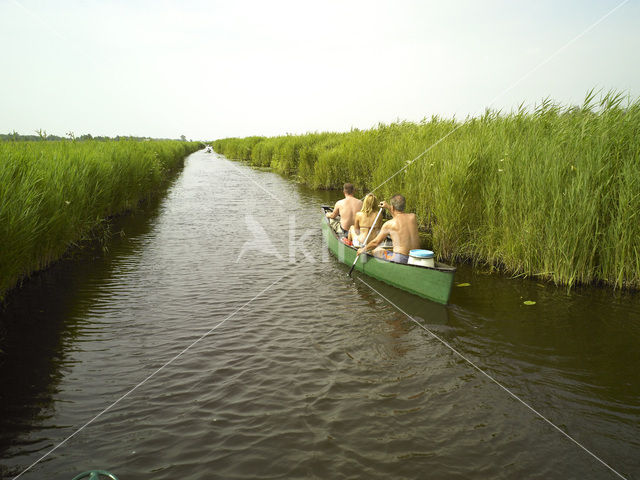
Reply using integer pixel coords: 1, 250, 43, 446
212, 91, 640, 290
0, 139, 201, 298
0, 132, 186, 142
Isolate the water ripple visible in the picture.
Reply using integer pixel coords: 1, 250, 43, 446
1, 151, 638, 479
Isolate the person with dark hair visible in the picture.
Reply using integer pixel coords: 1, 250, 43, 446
325, 183, 363, 236
356, 194, 419, 264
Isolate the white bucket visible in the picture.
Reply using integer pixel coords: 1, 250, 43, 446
408, 249, 435, 268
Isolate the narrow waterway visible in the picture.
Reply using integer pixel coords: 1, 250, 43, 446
1, 150, 638, 479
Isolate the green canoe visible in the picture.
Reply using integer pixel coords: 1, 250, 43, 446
322, 207, 456, 305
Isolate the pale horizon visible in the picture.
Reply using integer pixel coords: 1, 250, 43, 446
2, 0, 639, 141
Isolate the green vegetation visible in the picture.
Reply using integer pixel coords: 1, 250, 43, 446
0, 139, 200, 298
213, 91, 640, 290
0, 130, 184, 142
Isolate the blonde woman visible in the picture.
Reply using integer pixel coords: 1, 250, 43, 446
348, 194, 383, 247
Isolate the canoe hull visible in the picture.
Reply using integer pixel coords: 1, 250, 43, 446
322, 215, 456, 305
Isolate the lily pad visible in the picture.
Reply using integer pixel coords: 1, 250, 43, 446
523, 300, 536, 305
456, 283, 471, 287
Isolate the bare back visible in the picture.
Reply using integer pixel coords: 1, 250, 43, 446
354, 210, 382, 242
334, 195, 363, 230
380, 212, 420, 255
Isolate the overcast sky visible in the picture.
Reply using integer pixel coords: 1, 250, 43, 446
1, 0, 639, 140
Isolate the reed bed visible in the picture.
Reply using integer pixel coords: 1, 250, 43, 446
212, 92, 640, 290
0, 139, 200, 297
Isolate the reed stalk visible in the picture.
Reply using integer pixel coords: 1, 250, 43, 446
212, 91, 640, 290
0, 139, 201, 298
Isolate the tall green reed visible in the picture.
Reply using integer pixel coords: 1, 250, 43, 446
0, 139, 200, 297
212, 91, 640, 290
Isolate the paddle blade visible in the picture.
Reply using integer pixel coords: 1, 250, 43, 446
348, 254, 360, 276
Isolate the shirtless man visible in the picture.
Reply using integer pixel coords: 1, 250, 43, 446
325, 183, 363, 236
356, 194, 420, 264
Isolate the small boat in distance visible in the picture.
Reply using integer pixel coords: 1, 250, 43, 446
322, 206, 456, 304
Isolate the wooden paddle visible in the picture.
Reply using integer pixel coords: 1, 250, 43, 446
348, 207, 384, 277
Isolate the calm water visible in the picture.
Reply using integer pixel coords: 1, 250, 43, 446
1, 150, 639, 479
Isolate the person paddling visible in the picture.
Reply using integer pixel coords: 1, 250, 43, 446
325, 183, 363, 236
347, 194, 383, 247
356, 194, 419, 264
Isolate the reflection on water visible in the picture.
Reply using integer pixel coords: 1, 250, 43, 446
0, 197, 167, 478
0, 151, 638, 479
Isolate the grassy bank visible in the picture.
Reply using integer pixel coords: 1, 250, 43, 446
0, 139, 201, 298
212, 92, 640, 289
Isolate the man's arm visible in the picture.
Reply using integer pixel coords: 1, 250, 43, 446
326, 201, 340, 219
